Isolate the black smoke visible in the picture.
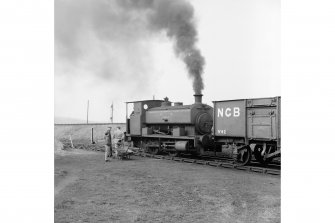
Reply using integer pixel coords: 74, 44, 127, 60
117, 0, 205, 94
55, 0, 205, 94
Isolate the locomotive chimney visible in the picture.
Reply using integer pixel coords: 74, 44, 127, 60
194, 94, 203, 104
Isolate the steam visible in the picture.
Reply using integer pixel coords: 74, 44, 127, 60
55, 0, 153, 85
118, 0, 205, 94
55, 0, 205, 94
152, 0, 205, 94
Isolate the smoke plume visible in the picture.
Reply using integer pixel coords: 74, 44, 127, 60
117, 0, 205, 94
55, 0, 205, 94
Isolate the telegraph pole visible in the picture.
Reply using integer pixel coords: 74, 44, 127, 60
86, 100, 89, 124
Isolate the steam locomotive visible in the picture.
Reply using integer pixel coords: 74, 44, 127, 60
125, 94, 281, 165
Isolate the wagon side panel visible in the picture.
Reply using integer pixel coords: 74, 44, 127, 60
246, 97, 280, 141
214, 100, 246, 137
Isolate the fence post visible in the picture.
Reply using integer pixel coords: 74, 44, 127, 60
91, 127, 95, 144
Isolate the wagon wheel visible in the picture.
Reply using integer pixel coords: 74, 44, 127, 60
254, 145, 264, 163
254, 145, 274, 165
235, 146, 251, 166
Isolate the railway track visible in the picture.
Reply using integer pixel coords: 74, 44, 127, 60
60, 140, 280, 176
134, 152, 281, 176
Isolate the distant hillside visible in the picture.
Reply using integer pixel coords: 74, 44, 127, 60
54, 116, 89, 124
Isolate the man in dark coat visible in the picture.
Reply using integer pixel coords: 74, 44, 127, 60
104, 127, 112, 162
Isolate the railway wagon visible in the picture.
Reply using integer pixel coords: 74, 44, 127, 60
125, 94, 214, 156
213, 96, 281, 165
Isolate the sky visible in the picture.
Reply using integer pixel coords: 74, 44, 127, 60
55, 0, 280, 123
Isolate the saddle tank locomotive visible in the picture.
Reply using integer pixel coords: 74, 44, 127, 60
125, 94, 214, 156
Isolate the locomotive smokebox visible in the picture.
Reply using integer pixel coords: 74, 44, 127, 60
194, 94, 203, 104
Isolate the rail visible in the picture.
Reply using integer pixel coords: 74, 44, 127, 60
59, 139, 280, 176
134, 152, 280, 176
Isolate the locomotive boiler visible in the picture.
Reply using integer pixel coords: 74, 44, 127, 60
125, 94, 214, 156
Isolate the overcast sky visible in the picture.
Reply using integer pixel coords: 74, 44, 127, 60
55, 0, 280, 123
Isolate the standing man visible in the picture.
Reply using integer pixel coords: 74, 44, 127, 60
104, 127, 112, 162
113, 126, 124, 158
113, 126, 124, 149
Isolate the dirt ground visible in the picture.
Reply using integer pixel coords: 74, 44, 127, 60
55, 147, 280, 223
